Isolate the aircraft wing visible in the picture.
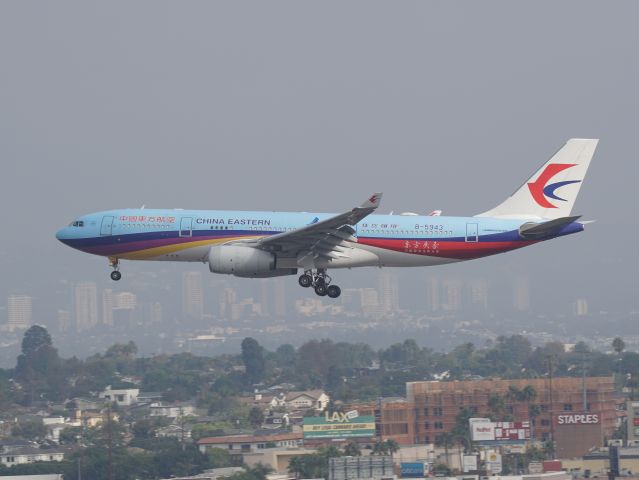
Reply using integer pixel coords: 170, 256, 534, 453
237, 193, 382, 265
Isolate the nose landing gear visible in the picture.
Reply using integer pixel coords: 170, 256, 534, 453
298, 270, 341, 298
109, 257, 121, 281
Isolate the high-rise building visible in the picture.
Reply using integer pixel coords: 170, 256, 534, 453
102, 289, 114, 326
513, 276, 530, 311
259, 280, 270, 316
148, 302, 163, 323
219, 287, 237, 318
114, 292, 137, 310
361, 288, 381, 317
74, 282, 98, 331
573, 298, 589, 316
442, 279, 463, 312
426, 277, 440, 312
57, 309, 71, 331
341, 288, 361, 311
378, 271, 400, 314
272, 279, 287, 317
182, 271, 204, 318
470, 279, 489, 310
7, 294, 32, 331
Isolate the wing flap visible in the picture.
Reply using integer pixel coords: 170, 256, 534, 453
256, 193, 382, 265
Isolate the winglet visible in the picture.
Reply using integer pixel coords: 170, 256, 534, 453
360, 192, 383, 209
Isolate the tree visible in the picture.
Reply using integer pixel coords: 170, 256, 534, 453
248, 407, 265, 428
132, 418, 157, 439
372, 440, 388, 455
59, 426, 83, 445
435, 433, 455, 468
451, 408, 473, 452
488, 393, 506, 420
385, 439, 400, 455
288, 446, 342, 479
613, 337, 626, 392
14, 325, 66, 404
612, 337, 625, 355
207, 447, 232, 468
274, 344, 296, 367
241, 338, 266, 384
227, 464, 273, 480
105, 341, 138, 359
21, 325, 52, 355
344, 441, 361, 456
12, 417, 47, 440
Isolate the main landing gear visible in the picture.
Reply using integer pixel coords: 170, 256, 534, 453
109, 257, 121, 281
298, 270, 341, 298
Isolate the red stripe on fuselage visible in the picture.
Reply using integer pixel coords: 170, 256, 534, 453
358, 238, 537, 260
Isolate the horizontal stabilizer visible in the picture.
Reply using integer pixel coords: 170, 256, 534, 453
519, 215, 581, 240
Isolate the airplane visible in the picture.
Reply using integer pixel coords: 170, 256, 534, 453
56, 138, 598, 299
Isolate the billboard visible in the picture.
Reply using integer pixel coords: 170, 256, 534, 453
554, 413, 600, 426
486, 452, 502, 474
471, 422, 495, 441
462, 455, 478, 473
470, 420, 531, 442
494, 421, 531, 441
401, 462, 429, 478
303, 413, 375, 439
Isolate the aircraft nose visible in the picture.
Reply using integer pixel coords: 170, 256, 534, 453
56, 227, 70, 243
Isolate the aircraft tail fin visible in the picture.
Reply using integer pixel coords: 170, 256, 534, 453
476, 138, 598, 220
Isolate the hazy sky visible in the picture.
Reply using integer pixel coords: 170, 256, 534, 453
1, 1, 638, 317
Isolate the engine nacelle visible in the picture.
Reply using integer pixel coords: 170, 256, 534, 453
208, 245, 296, 278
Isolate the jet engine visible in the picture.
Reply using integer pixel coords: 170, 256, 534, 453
208, 245, 296, 278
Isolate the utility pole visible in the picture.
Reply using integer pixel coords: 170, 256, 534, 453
582, 357, 588, 411
548, 357, 555, 459
179, 406, 185, 450
107, 406, 113, 480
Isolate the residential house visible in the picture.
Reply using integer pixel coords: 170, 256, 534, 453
283, 390, 329, 412
137, 391, 163, 403
43, 416, 81, 444
99, 386, 139, 406
149, 403, 196, 419
0, 446, 67, 466
156, 424, 192, 441
263, 412, 289, 429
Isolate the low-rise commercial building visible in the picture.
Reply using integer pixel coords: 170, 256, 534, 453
197, 432, 303, 455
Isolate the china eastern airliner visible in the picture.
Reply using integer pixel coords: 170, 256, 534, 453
56, 138, 598, 299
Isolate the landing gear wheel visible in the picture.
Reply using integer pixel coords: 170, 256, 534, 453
298, 274, 313, 288
314, 284, 328, 296
110, 271, 122, 281
327, 285, 341, 298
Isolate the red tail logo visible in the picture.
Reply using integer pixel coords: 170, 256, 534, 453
527, 163, 580, 208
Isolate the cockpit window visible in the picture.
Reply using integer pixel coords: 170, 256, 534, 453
70, 220, 85, 227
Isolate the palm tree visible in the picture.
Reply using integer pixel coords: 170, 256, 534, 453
507, 386, 523, 403
521, 385, 537, 403
612, 337, 625, 393
344, 441, 361, 457
385, 439, 400, 456
521, 385, 537, 427
488, 393, 505, 420
435, 432, 455, 468
612, 337, 625, 355
372, 440, 388, 455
